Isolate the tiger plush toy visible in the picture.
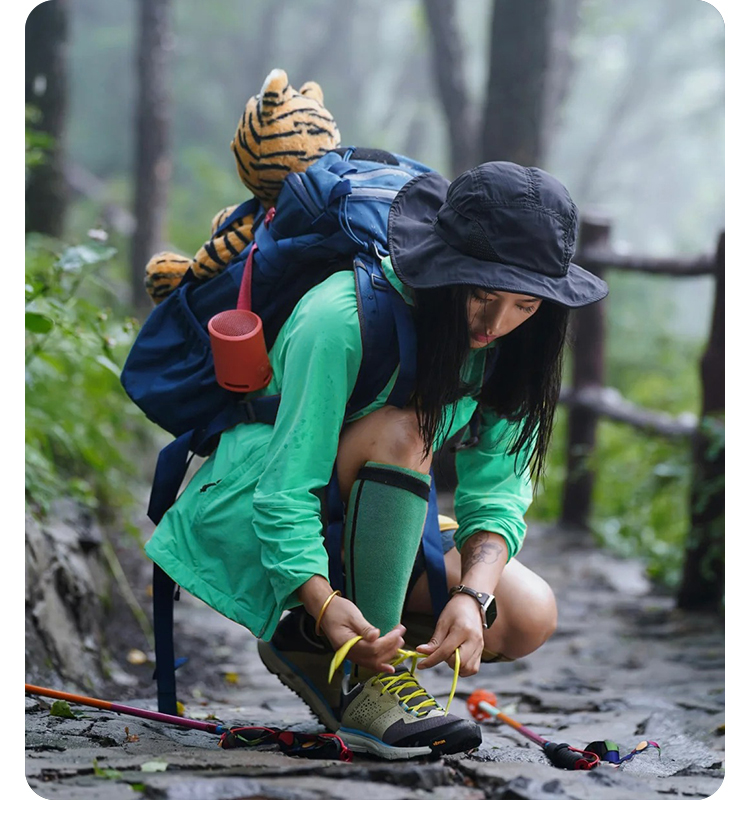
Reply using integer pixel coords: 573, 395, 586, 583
144, 68, 341, 304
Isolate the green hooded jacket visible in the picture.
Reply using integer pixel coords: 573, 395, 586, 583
145, 257, 533, 640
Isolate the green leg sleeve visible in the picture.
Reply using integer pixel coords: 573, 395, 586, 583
343, 461, 431, 636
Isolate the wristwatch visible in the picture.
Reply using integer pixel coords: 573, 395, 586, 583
449, 585, 497, 629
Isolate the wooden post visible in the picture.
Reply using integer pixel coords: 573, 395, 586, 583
677, 231, 725, 612
560, 216, 611, 528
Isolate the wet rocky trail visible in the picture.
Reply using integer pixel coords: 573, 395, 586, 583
25, 515, 725, 801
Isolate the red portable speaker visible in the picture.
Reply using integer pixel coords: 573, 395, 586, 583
208, 309, 272, 393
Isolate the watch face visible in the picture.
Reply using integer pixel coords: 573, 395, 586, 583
485, 597, 498, 628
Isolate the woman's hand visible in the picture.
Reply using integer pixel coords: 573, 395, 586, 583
296, 574, 404, 673
320, 595, 406, 674
415, 593, 485, 676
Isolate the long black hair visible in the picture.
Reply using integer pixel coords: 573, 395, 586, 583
411, 285, 569, 487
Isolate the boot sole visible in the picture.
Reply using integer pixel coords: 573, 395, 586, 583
257, 640, 340, 732
338, 719, 481, 761
336, 728, 433, 760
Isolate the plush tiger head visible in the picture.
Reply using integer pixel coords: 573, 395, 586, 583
230, 68, 341, 209
145, 70, 340, 305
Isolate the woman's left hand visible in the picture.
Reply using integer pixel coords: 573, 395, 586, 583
415, 593, 485, 676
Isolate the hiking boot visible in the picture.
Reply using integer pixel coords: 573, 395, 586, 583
336, 650, 482, 760
257, 607, 341, 731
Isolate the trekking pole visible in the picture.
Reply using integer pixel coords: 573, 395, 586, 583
467, 689, 599, 770
26, 684, 226, 734
25, 683, 352, 761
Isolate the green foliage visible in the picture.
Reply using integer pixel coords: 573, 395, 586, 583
531, 413, 694, 590
589, 424, 691, 589
50, 701, 79, 719
25, 105, 53, 174
684, 412, 725, 583
93, 759, 123, 779
529, 269, 710, 589
25, 233, 151, 516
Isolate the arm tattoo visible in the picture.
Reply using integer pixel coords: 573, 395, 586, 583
461, 531, 504, 573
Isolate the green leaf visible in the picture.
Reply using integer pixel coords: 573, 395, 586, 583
95, 354, 122, 378
58, 244, 117, 272
92, 759, 122, 779
50, 700, 78, 719
26, 312, 54, 333
652, 462, 686, 479
140, 759, 169, 772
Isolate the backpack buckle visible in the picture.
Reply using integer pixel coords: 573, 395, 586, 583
369, 271, 389, 291
369, 241, 387, 261
237, 399, 257, 424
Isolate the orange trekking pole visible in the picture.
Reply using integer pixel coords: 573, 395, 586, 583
468, 689, 600, 770
468, 689, 660, 770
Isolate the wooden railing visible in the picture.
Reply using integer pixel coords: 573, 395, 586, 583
562, 219, 724, 611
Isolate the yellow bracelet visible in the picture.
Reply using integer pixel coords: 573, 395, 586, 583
315, 590, 341, 636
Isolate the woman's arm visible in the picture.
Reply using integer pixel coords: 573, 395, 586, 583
459, 529, 509, 592
415, 530, 508, 675
252, 276, 362, 612
253, 274, 405, 667
297, 573, 406, 673
453, 409, 534, 561
417, 410, 533, 675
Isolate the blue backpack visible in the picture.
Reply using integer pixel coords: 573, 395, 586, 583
121, 147, 464, 713
122, 147, 434, 521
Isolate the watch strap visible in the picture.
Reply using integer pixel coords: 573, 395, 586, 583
449, 585, 495, 628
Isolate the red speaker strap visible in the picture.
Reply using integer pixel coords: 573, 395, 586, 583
236, 208, 276, 313
237, 244, 256, 313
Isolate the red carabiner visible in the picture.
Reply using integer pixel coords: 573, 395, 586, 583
571, 748, 601, 770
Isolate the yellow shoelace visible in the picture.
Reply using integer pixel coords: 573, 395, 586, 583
328, 636, 460, 714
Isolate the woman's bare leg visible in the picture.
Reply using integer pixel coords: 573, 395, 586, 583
336, 406, 432, 497
335, 407, 556, 661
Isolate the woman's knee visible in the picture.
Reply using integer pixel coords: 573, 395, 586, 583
517, 578, 557, 646
485, 564, 558, 660
337, 407, 431, 497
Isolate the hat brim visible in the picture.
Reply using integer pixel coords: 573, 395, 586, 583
387, 172, 609, 309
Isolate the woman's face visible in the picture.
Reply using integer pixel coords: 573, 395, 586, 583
467, 288, 542, 348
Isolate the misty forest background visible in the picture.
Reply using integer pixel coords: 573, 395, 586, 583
25, 0, 724, 629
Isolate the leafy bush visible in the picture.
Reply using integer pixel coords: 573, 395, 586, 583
25, 233, 153, 516
25, 105, 54, 175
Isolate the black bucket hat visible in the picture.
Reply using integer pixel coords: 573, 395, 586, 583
387, 161, 608, 308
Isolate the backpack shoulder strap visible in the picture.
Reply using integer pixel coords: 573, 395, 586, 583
422, 475, 449, 616
349, 253, 416, 415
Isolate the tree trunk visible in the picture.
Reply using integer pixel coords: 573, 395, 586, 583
25, 0, 69, 237
422, 0, 478, 176
131, 0, 172, 317
480, 0, 553, 166
541, 0, 582, 157
677, 231, 725, 612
